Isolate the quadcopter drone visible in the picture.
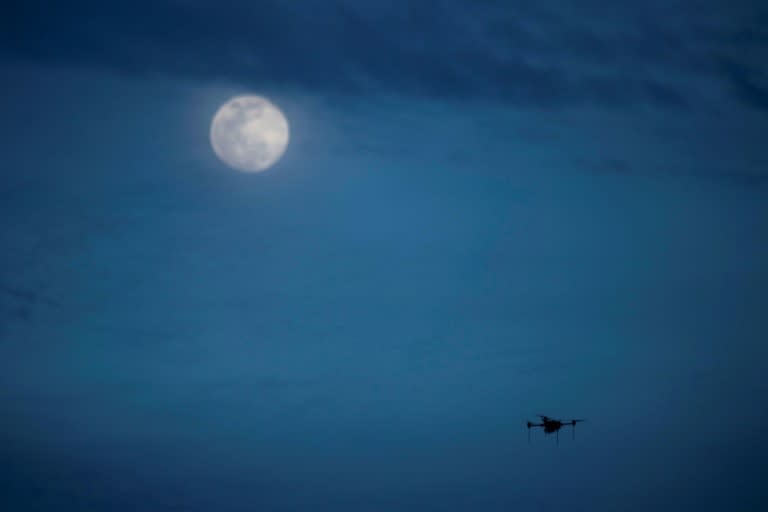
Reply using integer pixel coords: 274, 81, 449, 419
526, 415, 585, 444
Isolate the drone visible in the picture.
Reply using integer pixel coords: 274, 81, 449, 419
526, 415, 585, 444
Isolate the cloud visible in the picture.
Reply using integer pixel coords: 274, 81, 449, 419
2, 1, 766, 110
719, 57, 768, 111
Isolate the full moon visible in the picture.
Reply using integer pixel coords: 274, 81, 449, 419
210, 95, 290, 173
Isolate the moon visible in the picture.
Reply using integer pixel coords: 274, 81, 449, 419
210, 95, 290, 173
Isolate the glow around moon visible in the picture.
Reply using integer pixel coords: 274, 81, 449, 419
210, 95, 290, 173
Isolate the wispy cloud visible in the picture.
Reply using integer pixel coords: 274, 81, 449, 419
2, 1, 766, 110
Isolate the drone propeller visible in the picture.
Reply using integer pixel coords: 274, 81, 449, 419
570, 419, 585, 439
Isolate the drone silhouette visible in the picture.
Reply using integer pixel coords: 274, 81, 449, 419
526, 415, 585, 444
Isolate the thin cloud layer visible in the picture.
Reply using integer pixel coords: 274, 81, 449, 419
3, 0, 766, 109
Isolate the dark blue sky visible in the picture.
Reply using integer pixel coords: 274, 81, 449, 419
1, 1, 767, 510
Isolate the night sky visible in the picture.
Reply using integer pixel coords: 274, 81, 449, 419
1, 1, 767, 510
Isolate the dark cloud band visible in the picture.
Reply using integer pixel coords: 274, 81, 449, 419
2, 0, 766, 110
